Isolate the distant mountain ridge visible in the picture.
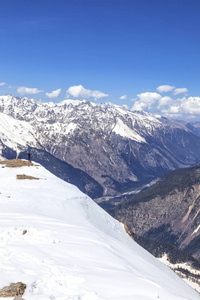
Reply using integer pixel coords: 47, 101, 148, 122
0, 95, 200, 198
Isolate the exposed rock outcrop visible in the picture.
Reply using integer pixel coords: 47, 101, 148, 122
0, 282, 26, 297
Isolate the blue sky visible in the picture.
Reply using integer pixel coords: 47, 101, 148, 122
0, 0, 200, 120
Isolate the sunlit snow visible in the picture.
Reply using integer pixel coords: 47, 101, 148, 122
113, 118, 146, 143
0, 161, 199, 300
0, 113, 36, 151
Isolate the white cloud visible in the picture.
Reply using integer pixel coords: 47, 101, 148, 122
120, 95, 127, 100
17, 86, 43, 95
158, 96, 172, 108
162, 112, 183, 118
127, 86, 200, 119
131, 101, 148, 111
137, 92, 162, 102
163, 105, 180, 114
131, 92, 162, 111
156, 85, 175, 93
173, 88, 188, 95
46, 89, 61, 98
0, 82, 6, 86
161, 96, 200, 116
66, 85, 109, 100
180, 96, 200, 115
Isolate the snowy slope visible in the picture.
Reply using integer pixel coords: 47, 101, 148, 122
0, 112, 37, 152
0, 161, 199, 300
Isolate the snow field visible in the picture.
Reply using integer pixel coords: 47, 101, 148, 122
0, 161, 199, 299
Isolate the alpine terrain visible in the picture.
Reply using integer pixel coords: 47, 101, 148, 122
110, 162, 200, 292
0, 95, 200, 199
0, 159, 199, 299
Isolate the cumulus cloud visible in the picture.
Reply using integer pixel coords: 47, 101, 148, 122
17, 86, 43, 95
162, 105, 180, 114
157, 85, 175, 93
161, 97, 200, 116
180, 96, 200, 114
46, 89, 61, 98
173, 88, 188, 95
120, 95, 127, 100
131, 92, 162, 111
129, 85, 199, 119
0, 82, 6, 86
137, 92, 162, 102
158, 96, 172, 108
66, 85, 109, 100
131, 101, 146, 111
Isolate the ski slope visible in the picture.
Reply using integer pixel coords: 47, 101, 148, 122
0, 160, 199, 300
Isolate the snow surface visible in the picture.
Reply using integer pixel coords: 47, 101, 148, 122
192, 225, 200, 235
0, 161, 199, 300
159, 254, 200, 294
113, 118, 146, 143
58, 99, 87, 106
0, 113, 36, 151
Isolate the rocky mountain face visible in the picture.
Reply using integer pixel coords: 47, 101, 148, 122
109, 162, 200, 291
0, 95, 200, 198
110, 162, 200, 261
0, 113, 103, 198
18, 147, 103, 199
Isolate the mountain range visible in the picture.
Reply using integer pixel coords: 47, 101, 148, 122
0, 95, 200, 199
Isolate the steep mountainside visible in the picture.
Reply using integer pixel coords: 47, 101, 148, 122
0, 95, 200, 197
110, 162, 200, 261
0, 159, 199, 299
0, 113, 103, 198
127, 230, 200, 292
109, 162, 200, 292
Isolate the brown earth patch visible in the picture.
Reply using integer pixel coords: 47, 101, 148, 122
16, 174, 40, 180
0, 159, 36, 168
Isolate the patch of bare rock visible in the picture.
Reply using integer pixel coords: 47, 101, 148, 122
0, 282, 26, 297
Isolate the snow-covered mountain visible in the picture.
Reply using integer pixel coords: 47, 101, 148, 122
0, 95, 200, 198
0, 159, 199, 299
0, 109, 103, 199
